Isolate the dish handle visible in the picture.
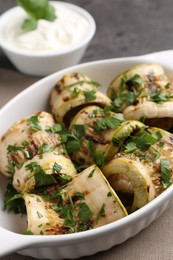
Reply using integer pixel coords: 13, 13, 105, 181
0, 227, 31, 257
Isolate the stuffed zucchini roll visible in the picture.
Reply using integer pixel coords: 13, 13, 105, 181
24, 194, 65, 235
0, 112, 56, 177
50, 72, 111, 127
13, 148, 76, 193
107, 64, 173, 130
68, 105, 125, 167
102, 126, 173, 212
23, 165, 127, 235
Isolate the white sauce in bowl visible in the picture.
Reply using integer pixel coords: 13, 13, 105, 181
4, 3, 91, 53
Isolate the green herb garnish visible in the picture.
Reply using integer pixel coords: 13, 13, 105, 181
96, 203, 106, 223
72, 124, 86, 139
160, 159, 172, 189
88, 141, 105, 167
4, 182, 26, 214
84, 90, 96, 102
88, 168, 95, 178
37, 211, 43, 219
28, 115, 42, 131
22, 230, 34, 235
25, 162, 57, 186
77, 202, 93, 231
94, 115, 124, 132
111, 74, 144, 112
17, 0, 57, 31
58, 173, 72, 184
52, 162, 62, 173
37, 143, 55, 154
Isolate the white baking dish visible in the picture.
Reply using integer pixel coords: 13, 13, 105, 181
0, 50, 173, 259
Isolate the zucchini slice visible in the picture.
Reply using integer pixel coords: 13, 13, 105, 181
102, 157, 155, 212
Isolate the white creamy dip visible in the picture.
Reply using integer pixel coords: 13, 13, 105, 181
4, 3, 90, 52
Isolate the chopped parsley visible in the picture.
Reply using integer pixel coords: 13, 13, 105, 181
160, 159, 172, 189
58, 173, 72, 184
25, 162, 57, 186
77, 202, 93, 231
7, 145, 23, 154
37, 211, 43, 219
96, 203, 106, 223
84, 90, 96, 101
37, 143, 55, 154
88, 141, 105, 167
52, 162, 62, 173
22, 230, 34, 235
67, 80, 101, 88
94, 114, 124, 132
3, 182, 26, 214
111, 74, 144, 112
71, 88, 81, 97
47, 123, 62, 133
123, 129, 162, 153
88, 168, 95, 178
72, 124, 86, 139
60, 197, 76, 228
28, 115, 42, 131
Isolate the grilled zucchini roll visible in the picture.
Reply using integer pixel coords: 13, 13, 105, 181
13, 148, 76, 193
102, 158, 155, 212
102, 126, 173, 212
24, 165, 127, 235
0, 111, 77, 192
107, 64, 173, 130
63, 164, 127, 229
68, 105, 125, 166
24, 194, 65, 235
0, 112, 56, 177
50, 72, 111, 127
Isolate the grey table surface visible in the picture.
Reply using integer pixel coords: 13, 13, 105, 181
1, 0, 173, 260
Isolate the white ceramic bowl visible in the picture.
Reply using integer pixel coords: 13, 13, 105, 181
0, 1, 96, 76
1, 50, 173, 259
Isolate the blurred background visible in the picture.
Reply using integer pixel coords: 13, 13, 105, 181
1, 0, 173, 70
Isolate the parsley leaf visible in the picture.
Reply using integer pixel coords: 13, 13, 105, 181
25, 162, 57, 186
111, 74, 144, 112
22, 230, 34, 235
88, 141, 105, 167
3, 182, 26, 214
77, 202, 93, 231
37, 143, 55, 154
28, 115, 42, 131
58, 174, 72, 184
52, 162, 62, 173
84, 90, 96, 101
160, 159, 172, 189
96, 203, 106, 223
150, 92, 168, 103
72, 124, 86, 139
66, 139, 81, 154
95, 115, 124, 132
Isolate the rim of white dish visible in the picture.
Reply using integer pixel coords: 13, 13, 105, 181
0, 1, 96, 57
